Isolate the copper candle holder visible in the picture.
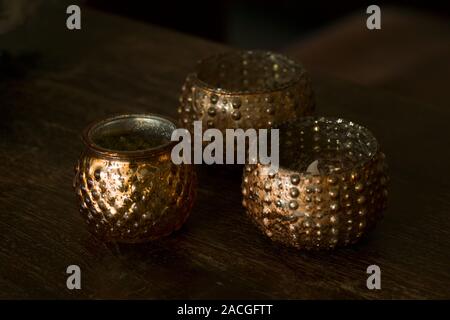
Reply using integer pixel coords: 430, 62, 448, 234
73, 114, 197, 243
242, 117, 388, 250
178, 50, 315, 134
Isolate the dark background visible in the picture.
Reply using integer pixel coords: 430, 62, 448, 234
86, 0, 450, 49
81, 0, 450, 109
2, 0, 450, 106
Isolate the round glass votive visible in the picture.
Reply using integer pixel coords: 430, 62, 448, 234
178, 50, 315, 133
241, 117, 388, 250
73, 114, 197, 243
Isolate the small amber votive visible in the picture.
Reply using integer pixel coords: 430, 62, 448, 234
242, 117, 388, 250
73, 114, 196, 243
178, 50, 315, 134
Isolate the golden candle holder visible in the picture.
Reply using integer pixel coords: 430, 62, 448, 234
178, 50, 315, 134
242, 117, 388, 250
73, 114, 197, 243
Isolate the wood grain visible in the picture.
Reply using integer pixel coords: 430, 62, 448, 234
0, 4, 449, 299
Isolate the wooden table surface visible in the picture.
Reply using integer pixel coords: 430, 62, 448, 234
1, 4, 449, 299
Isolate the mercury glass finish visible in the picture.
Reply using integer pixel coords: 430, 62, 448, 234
73, 114, 197, 243
242, 117, 388, 250
178, 50, 315, 134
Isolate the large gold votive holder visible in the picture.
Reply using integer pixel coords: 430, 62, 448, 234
242, 117, 388, 250
178, 50, 315, 134
73, 114, 197, 243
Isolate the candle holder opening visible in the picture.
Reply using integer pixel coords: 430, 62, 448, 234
278, 117, 378, 174
83, 114, 176, 157
195, 50, 304, 94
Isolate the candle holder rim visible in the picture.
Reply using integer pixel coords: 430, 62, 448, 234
265, 116, 381, 176
191, 50, 307, 95
81, 113, 178, 160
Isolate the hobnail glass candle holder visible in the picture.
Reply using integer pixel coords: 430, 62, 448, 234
73, 114, 197, 243
242, 117, 388, 250
178, 50, 315, 134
